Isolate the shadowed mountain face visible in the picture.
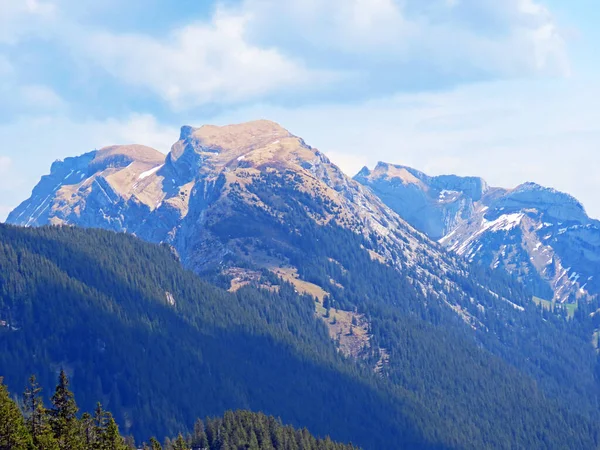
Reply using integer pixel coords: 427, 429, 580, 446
356, 162, 600, 303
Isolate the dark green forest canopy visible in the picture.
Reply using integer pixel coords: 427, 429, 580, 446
1, 224, 600, 449
0, 373, 359, 450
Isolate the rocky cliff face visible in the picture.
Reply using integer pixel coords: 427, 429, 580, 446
356, 164, 600, 303
355, 162, 488, 240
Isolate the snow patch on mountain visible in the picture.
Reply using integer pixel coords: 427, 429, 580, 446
138, 164, 164, 180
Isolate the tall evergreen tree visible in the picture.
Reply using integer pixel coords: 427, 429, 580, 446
23, 375, 58, 450
50, 370, 83, 450
172, 434, 188, 450
81, 412, 94, 450
100, 414, 126, 450
149, 437, 163, 450
191, 419, 208, 448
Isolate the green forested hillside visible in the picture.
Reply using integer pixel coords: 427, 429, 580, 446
0, 224, 418, 449
1, 224, 599, 449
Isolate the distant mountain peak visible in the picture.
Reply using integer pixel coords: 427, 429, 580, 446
167, 120, 301, 179
355, 162, 489, 239
502, 181, 589, 223
359, 162, 426, 186
355, 161, 599, 303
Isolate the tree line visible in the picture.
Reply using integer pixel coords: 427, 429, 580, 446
0, 371, 358, 450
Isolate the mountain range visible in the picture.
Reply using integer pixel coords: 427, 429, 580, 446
4, 120, 600, 449
355, 162, 600, 305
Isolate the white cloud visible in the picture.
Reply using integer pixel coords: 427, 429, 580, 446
16, 0, 565, 110
81, 8, 336, 109
0, 2, 65, 117
88, 114, 178, 153
0, 77, 67, 117
244, 0, 569, 78
0, 0, 56, 44
20, 85, 66, 110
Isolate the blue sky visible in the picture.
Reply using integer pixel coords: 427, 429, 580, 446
1, 0, 599, 220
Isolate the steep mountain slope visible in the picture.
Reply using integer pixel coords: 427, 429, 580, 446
356, 162, 600, 303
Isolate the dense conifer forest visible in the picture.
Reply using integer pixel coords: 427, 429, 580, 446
0, 372, 357, 450
2, 223, 600, 449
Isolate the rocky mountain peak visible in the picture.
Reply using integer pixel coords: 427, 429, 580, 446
355, 162, 489, 239
359, 162, 426, 186
358, 162, 489, 200
166, 120, 298, 181
190, 120, 292, 154
498, 182, 589, 224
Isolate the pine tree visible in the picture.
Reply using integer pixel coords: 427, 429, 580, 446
93, 402, 109, 443
100, 414, 126, 450
23, 375, 42, 439
50, 370, 83, 450
191, 419, 208, 448
0, 378, 31, 450
149, 437, 163, 450
81, 412, 94, 450
90, 403, 126, 450
23, 375, 58, 450
172, 434, 188, 450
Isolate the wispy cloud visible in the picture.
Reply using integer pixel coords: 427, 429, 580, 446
240, 0, 569, 95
